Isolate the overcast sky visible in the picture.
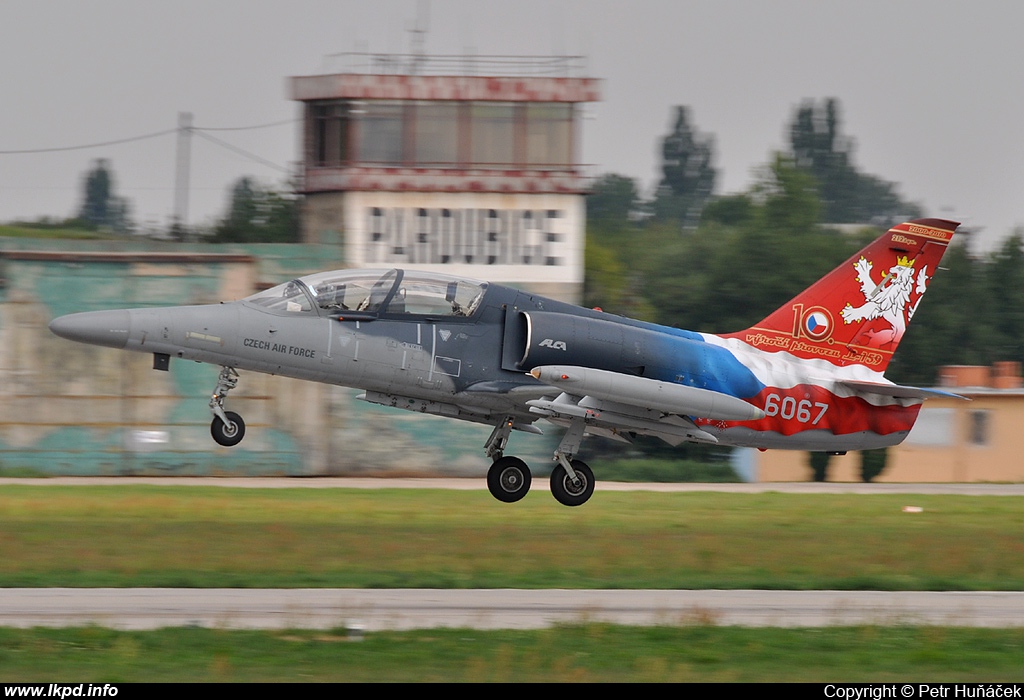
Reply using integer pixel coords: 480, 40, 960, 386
2, 0, 1022, 250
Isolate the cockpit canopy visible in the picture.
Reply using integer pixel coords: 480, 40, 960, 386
244, 269, 489, 318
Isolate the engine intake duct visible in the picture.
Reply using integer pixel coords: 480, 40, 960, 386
514, 310, 703, 375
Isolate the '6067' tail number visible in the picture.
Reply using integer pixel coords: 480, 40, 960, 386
763, 393, 829, 424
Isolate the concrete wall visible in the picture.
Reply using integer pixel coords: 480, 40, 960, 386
0, 239, 557, 476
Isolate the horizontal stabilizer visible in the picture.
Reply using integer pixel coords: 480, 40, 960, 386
836, 380, 967, 401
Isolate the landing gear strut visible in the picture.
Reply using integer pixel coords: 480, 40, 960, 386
549, 416, 594, 507
209, 367, 245, 447
550, 458, 594, 507
484, 417, 532, 502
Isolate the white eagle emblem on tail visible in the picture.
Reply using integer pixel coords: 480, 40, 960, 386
841, 255, 929, 346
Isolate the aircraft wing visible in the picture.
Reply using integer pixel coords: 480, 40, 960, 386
528, 365, 765, 421
523, 365, 766, 446
835, 380, 967, 401
525, 391, 720, 446
358, 387, 548, 434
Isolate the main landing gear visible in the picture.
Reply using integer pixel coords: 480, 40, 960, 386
209, 366, 245, 447
483, 415, 595, 507
549, 458, 594, 508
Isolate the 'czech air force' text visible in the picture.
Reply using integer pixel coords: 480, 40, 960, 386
243, 338, 316, 358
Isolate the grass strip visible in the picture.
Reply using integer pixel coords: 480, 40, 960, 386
1, 625, 1023, 682
1, 485, 1023, 590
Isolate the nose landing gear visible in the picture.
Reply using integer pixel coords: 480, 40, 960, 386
487, 455, 532, 503
211, 410, 245, 447
484, 417, 533, 502
209, 367, 245, 447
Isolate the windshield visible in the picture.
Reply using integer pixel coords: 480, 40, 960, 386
244, 279, 316, 313
378, 271, 487, 316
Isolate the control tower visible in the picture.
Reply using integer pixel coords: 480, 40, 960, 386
290, 54, 601, 302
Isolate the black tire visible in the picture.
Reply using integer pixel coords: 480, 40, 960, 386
487, 456, 532, 503
550, 459, 595, 507
211, 411, 245, 447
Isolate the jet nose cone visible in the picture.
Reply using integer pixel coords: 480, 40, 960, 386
48, 310, 131, 349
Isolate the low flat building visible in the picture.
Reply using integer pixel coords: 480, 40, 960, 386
754, 362, 1024, 482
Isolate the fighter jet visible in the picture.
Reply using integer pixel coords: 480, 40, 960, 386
49, 218, 960, 506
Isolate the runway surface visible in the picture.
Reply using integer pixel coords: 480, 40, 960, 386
4, 479, 1022, 631
3, 589, 1024, 630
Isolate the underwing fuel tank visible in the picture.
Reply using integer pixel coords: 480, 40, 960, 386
530, 365, 765, 422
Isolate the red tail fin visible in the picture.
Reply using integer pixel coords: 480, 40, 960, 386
726, 218, 959, 372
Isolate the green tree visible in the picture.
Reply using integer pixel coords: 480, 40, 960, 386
652, 106, 716, 229
647, 156, 860, 334
586, 173, 643, 231
210, 178, 300, 243
985, 230, 1024, 362
701, 194, 755, 228
584, 173, 663, 320
789, 98, 920, 225
860, 449, 888, 482
885, 239, 993, 385
808, 452, 831, 482
76, 159, 132, 234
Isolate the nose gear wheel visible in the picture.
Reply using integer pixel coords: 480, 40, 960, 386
487, 456, 532, 503
211, 410, 245, 447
